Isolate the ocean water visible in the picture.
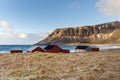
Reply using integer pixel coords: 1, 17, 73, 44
0, 45, 76, 53
0, 45, 120, 53
0, 45, 32, 53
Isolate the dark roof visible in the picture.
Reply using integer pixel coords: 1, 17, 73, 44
28, 46, 41, 51
75, 46, 89, 49
88, 46, 99, 48
44, 45, 58, 50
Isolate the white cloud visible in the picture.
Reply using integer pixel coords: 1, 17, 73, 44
0, 20, 51, 44
19, 33, 27, 39
96, 0, 120, 16
0, 31, 50, 44
0, 21, 12, 29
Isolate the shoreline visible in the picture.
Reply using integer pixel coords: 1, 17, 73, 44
64, 43, 120, 46
0, 44, 120, 54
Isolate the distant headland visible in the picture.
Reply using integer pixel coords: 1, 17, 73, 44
36, 21, 120, 45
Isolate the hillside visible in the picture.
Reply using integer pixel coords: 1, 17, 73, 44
37, 21, 120, 45
0, 50, 120, 80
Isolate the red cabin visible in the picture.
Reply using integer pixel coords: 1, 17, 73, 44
86, 47, 99, 52
75, 46, 99, 52
27, 46, 45, 53
91, 48, 99, 51
62, 49, 70, 53
44, 45, 69, 53
10, 50, 23, 54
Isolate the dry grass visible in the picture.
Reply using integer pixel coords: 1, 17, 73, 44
0, 50, 120, 80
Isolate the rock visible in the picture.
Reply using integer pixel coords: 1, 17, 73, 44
36, 21, 120, 45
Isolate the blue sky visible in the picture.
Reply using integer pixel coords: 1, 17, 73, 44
0, 0, 120, 44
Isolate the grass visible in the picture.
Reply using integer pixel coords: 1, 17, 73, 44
0, 50, 120, 80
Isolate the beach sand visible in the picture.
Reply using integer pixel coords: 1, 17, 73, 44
65, 43, 120, 46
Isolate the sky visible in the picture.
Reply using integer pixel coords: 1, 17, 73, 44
0, 0, 120, 44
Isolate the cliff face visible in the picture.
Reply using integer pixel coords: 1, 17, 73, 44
37, 21, 120, 45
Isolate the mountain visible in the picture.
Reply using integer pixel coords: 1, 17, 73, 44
37, 21, 120, 45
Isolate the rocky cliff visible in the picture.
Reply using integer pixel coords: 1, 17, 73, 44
37, 21, 120, 45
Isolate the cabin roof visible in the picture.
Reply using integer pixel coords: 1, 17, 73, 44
87, 46, 99, 48
75, 46, 89, 49
44, 45, 58, 50
28, 46, 41, 51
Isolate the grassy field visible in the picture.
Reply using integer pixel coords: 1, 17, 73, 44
0, 50, 120, 80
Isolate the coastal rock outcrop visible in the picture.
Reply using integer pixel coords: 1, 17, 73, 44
37, 21, 120, 45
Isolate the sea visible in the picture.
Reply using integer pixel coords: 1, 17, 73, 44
0, 45, 120, 53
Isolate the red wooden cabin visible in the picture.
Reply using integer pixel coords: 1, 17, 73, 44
86, 47, 99, 52
44, 45, 69, 53
62, 49, 70, 53
10, 50, 23, 54
75, 46, 99, 52
27, 46, 45, 53
91, 48, 99, 51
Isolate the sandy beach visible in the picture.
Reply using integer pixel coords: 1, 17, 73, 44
65, 43, 120, 46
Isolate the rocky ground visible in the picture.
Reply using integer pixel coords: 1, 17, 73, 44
0, 49, 120, 80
